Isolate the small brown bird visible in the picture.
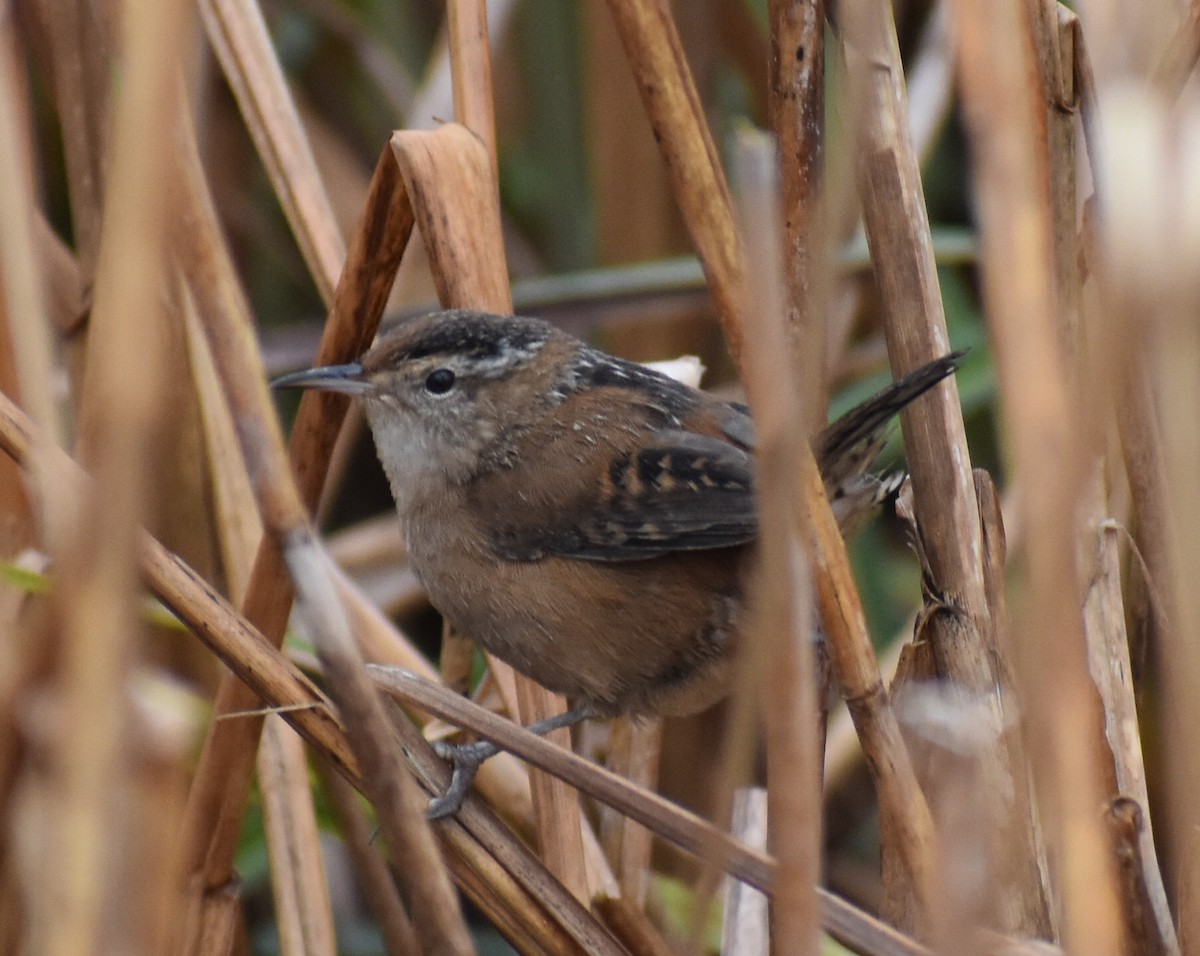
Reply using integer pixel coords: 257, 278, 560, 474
275, 309, 960, 813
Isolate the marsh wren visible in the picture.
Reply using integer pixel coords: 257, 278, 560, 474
275, 309, 960, 811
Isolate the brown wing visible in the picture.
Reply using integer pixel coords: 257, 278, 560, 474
477, 386, 759, 562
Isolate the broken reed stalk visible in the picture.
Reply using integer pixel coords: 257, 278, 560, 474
1046, 8, 1176, 952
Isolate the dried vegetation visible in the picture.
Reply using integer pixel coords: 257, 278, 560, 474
0, 0, 1198, 954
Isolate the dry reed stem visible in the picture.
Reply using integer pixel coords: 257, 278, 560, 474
1082, 11, 1199, 950
734, 130, 821, 956
604, 0, 747, 361
1056, 14, 1177, 949
605, 1, 939, 932
30, 0, 112, 274
258, 714, 337, 956
769, 0, 826, 429
316, 762, 421, 955
947, 0, 1125, 951
188, 265, 333, 951
170, 99, 471, 948
597, 718, 660, 905
852, 0, 1044, 933
1153, 0, 1200, 94
721, 788, 769, 956
374, 665, 776, 889
391, 122, 592, 901
371, 665, 942, 956
839, 0, 990, 649
287, 538, 474, 955
178, 132, 409, 894
1101, 358, 1180, 952
895, 473, 1049, 945
800, 441, 938, 934
446, 0, 498, 173
381, 700, 627, 955
32, 0, 192, 950
1088, 85, 1200, 950
834, 10, 1031, 928
0, 25, 53, 546
199, 0, 346, 302
1078, 13, 1189, 948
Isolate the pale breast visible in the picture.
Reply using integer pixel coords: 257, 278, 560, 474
405, 500, 750, 716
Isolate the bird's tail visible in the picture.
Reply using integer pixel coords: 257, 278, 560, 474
816, 351, 965, 533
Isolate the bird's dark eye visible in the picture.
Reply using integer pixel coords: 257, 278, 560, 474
424, 368, 456, 394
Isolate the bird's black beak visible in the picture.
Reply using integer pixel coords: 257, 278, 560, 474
270, 363, 373, 396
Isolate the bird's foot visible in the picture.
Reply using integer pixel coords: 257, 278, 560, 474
426, 739, 501, 820
424, 706, 592, 819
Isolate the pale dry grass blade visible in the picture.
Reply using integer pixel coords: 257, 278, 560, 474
734, 129, 821, 956
258, 715, 337, 956
286, 538, 474, 955
35, 0, 192, 951
316, 762, 421, 955
447, 0, 498, 169
200, 0, 346, 302
769, 0, 827, 428
721, 788, 769, 956
604, 0, 747, 360
0, 22, 52, 548
947, 0, 1126, 951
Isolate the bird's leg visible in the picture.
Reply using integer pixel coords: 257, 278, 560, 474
426, 706, 592, 819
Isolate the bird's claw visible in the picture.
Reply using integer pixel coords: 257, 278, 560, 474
425, 739, 500, 819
